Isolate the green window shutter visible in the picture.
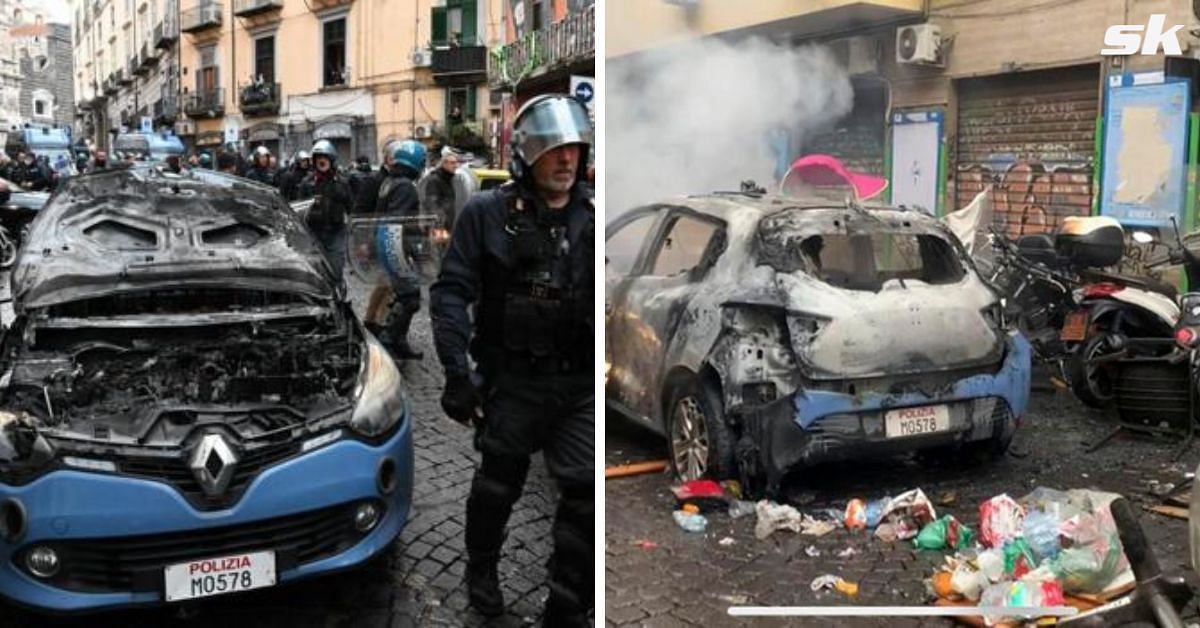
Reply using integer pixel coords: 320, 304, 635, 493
444, 87, 451, 122
466, 87, 476, 121
462, 0, 477, 45
431, 6, 447, 46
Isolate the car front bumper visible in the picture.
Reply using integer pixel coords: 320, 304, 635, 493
740, 333, 1031, 489
0, 414, 413, 612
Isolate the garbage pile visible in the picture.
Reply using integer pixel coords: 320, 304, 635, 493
666, 480, 1136, 622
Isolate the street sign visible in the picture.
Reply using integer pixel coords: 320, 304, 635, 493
224, 125, 239, 144
140, 116, 153, 133
570, 75, 595, 112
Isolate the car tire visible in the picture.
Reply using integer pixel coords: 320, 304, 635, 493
1067, 334, 1116, 408
666, 377, 736, 482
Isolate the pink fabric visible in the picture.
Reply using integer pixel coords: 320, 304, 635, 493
781, 154, 888, 201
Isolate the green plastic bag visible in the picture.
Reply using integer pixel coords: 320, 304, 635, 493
914, 515, 976, 551
1003, 538, 1036, 578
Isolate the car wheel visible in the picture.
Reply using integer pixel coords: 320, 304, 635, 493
1066, 334, 1115, 408
666, 377, 736, 482
0, 229, 16, 269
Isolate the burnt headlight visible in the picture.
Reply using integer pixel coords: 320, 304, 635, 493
349, 336, 407, 438
0, 411, 54, 483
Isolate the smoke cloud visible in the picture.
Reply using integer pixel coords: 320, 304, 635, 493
607, 37, 856, 217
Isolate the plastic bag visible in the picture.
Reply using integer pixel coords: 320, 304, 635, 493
950, 564, 989, 601
728, 499, 757, 520
755, 500, 803, 539
865, 496, 891, 528
977, 547, 1006, 583
845, 498, 867, 530
1003, 538, 1037, 579
673, 510, 707, 533
877, 488, 938, 540
980, 494, 1026, 548
1023, 509, 1061, 561
914, 515, 976, 551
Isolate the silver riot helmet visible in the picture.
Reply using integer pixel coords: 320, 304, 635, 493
509, 94, 593, 182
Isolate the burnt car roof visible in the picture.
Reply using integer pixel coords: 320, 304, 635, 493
674, 192, 928, 222
11, 165, 336, 309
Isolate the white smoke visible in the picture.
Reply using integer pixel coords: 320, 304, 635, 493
607, 37, 856, 217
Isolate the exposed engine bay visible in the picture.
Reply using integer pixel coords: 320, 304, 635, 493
0, 288, 362, 447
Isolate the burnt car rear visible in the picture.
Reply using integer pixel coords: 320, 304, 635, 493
605, 194, 1031, 493
0, 167, 413, 611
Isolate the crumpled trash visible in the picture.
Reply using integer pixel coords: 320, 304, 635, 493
1002, 538, 1036, 579
719, 536, 735, 546
913, 515, 976, 551
728, 499, 757, 520
673, 510, 707, 533
805, 545, 820, 557
672, 480, 727, 512
875, 522, 899, 543
865, 496, 891, 528
810, 574, 859, 597
977, 547, 1005, 583
877, 488, 937, 541
845, 498, 867, 530
836, 547, 859, 558
635, 539, 657, 550
756, 500, 804, 539
980, 494, 1025, 548
980, 578, 1066, 625
950, 564, 989, 601
755, 500, 838, 539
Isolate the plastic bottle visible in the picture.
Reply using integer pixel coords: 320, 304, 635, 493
865, 496, 892, 528
845, 498, 867, 530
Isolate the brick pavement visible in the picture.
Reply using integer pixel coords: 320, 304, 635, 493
0, 278, 564, 627
605, 389, 1200, 627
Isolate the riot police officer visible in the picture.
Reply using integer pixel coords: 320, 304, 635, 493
245, 146, 277, 186
298, 140, 351, 278
354, 140, 400, 214
430, 94, 594, 625
279, 149, 312, 200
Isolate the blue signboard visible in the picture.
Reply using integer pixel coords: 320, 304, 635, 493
1100, 73, 1191, 226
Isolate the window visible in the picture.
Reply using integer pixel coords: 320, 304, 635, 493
254, 35, 274, 83
605, 213, 658, 276
322, 18, 346, 87
758, 231, 964, 291
431, 0, 476, 46
651, 215, 720, 278
445, 86, 475, 124
197, 44, 217, 94
532, 0, 545, 31
34, 100, 45, 116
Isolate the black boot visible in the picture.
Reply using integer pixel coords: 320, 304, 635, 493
465, 559, 504, 617
385, 299, 423, 360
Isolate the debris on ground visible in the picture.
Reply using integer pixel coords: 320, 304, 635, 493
682, 503, 700, 514
937, 490, 958, 507
1146, 505, 1189, 520
673, 510, 708, 533
810, 574, 859, 597
913, 515, 975, 551
877, 489, 937, 541
805, 545, 820, 557
717, 593, 750, 605
754, 500, 839, 539
836, 547, 859, 559
635, 539, 658, 550
604, 460, 669, 479
721, 480, 743, 500
719, 536, 735, 546
728, 499, 756, 520
672, 480, 729, 512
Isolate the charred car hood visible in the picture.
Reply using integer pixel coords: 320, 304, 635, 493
10, 168, 334, 310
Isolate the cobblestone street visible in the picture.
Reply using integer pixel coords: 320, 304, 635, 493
605, 384, 1200, 627
0, 277, 561, 628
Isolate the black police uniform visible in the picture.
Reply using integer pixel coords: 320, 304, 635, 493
430, 180, 594, 624
245, 164, 277, 186
373, 166, 425, 358
279, 165, 311, 201
298, 170, 351, 278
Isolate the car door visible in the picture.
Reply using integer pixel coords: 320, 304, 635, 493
605, 207, 665, 408
609, 207, 726, 425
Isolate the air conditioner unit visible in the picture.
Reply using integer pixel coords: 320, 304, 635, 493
414, 123, 433, 139
412, 50, 433, 68
896, 24, 943, 67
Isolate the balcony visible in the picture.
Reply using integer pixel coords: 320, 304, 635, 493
489, 3, 594, 90
184, 88, 225, 118
125, 59, 138, 81
306, 0, 353, 11
234, 0, 282, 17
137, 44, 158, 72
155, 18, 179, 49
238, 81, 280, 116
432, 45, 487, 86
114, 67, 131, 86
181, 3, 222, 33
154, 97, 179, 123
103, 75, 118, 95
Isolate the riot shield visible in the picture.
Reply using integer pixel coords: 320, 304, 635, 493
346, 214, 446, 286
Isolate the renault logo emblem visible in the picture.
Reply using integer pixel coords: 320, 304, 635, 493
189, 433, 238, 497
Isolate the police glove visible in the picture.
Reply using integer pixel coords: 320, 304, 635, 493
442, 374, 483, 426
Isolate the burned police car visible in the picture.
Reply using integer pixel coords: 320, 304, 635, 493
605, 191, 1031, 493
0, 166, 412, 610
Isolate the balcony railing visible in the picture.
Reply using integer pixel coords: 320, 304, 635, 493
154, 97, 179, 123
238, 81, 280, 116
184, 88, 225, 118
234, 0, 283, 17
103, 75, 118, 95
432, 45, 487, 85
155, 18, 179, 49
489, 3, 594, 89
125, 58, 138, 81
114, 67, 130, 86
181, 3, 222, 33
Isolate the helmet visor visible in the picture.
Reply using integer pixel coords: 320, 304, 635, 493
515, 98, 593, 166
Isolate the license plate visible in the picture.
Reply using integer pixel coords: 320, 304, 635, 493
885, 405, 950, 439
1061, 312, 1089, 341
164, 550, 276, 602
